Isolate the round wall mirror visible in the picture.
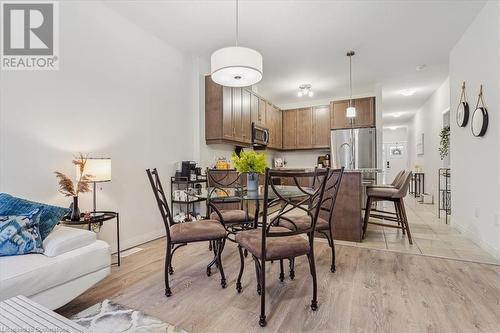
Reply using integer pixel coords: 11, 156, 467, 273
456, 101, 469, 127
471, 107, 488, 137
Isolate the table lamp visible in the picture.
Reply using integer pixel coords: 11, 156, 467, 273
77, 158, 111, 216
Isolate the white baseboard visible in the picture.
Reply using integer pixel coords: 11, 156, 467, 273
451, 218, 500, 260
120, 228, 166, 251
98, 228, 165, 254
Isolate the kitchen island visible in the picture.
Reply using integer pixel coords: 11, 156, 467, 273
322, 170, 363, 242
276, 168, 374, 242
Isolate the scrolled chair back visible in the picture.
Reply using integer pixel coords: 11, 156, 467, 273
205, 168, 245, 202
314, 167, 345, 221
206, 168, 243, 189
263, 168, 330, 238
146, 168, 173, 241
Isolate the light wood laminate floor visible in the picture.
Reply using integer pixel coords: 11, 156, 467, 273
58, 238, 500, 333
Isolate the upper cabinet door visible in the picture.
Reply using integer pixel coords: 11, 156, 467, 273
296, 107, 313, 148
242, 89, 252, 143
232, 87, 243, 140
250, 92, 260, 127
265, 102, 275, 148
331, 97, 376, 129
282, 109, 297, 149
222, 86, 233, 139
275, 105, 282, 148
331, 100, 351, 129
312, 105, 331, 148
353, 97, 375, 128
258, 98, 267, 127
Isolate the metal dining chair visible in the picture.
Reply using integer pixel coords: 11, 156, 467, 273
278, 167, 344, 274
234, 168, 329, 327
146, 168, 227, 296
206, 168, 255, 238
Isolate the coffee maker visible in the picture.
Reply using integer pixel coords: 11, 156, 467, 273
175, 161, 199, 180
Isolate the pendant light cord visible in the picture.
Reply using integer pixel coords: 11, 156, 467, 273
235, 0, 239, 47
349, 53, 353, 107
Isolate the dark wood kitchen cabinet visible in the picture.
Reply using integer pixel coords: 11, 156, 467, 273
282, 109, 297, 149
241, 89, 252, 142
353, 97, 375, 128
205, 76, 252, 145
250, 93, 267, 128
296, 107, 313, 149
232, 87, 243, 140
312, 105, 331, 148
282, 107, 329, 150
331, 97, 375, 129
266, 102, 282, 149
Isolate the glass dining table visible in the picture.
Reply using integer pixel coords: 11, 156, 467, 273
187, 185, 314, 227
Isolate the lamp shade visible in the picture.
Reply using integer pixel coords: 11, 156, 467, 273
78, 158, 111, 182
210, 46, 263, 87
346, 106, 356, 118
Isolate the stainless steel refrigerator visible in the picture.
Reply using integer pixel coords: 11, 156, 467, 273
331, 127, 377, 207
331, 127, 377, 170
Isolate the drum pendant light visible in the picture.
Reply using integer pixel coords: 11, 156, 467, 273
346, 51, 356, 118
210, 0, 263, 87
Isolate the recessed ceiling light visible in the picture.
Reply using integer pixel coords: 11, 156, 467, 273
416, 64, 426, 71
393, 113, 401, 118
400, 89, 416, 96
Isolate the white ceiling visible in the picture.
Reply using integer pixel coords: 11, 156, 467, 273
105, 0, 485, 117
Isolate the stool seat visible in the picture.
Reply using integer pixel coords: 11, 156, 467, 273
366, 184, 395, 189
366, 187, 399, 198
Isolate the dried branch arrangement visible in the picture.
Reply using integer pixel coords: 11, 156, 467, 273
54, 153, 93, 197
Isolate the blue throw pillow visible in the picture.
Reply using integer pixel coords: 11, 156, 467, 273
0, 193, 69, 240
0, 209, 44, 256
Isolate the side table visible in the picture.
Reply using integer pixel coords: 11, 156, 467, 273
60, 211, 120, 266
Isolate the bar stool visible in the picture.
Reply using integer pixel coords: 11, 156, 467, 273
366, 170, 406, 224
362, 170, 413, 244
367, 170, 404, 189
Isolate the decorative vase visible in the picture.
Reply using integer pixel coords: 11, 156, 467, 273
70, 196, 81, 221
247, 173, 258, 191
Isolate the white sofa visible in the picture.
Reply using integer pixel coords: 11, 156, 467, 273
0, 225, 111, 310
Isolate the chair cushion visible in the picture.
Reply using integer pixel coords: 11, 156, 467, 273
367, 187, 399, 198
277, 215, 329, 231
210, 210, 254, 224
235, 227, 310, 260
0, 193, 69, 240
170, 220, 226, 243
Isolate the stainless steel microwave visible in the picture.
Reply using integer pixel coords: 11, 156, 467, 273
252, 122, 269, 146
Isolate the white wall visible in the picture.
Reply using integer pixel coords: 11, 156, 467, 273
0, 1, 197, 250
383, 127, 407, 143
449, 0, 500, 257
407, 78, 450, 199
